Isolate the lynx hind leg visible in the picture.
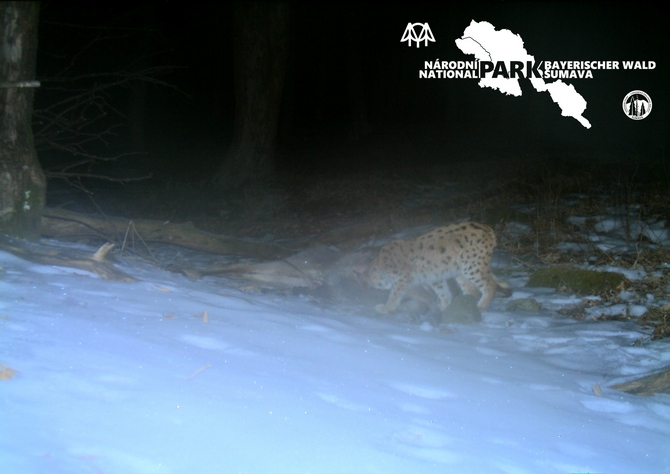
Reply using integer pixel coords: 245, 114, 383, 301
458, 274, 496, 311
428, 280, 453, 311
475, 276, 497, 311
376, 277, 410, 314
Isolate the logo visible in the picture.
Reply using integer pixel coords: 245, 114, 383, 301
401, 23, 435, 48
622, 90, 652, 120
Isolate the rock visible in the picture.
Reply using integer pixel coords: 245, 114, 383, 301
527, 266, 624, 294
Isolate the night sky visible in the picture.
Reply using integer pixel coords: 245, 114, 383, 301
35, 2, 668, 180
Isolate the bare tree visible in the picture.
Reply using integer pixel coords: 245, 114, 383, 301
33, 65, 174, 189
0, 1, 45, 239
34, 9, 176, 190
218, 2, 290, 188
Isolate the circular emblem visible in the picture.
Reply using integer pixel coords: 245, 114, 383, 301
622, 90, 652, 120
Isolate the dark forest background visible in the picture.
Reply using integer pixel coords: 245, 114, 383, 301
33, 2, 669, 186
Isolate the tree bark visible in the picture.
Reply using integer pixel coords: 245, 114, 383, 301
218, 2, 289, 188
0, 1, 45, 239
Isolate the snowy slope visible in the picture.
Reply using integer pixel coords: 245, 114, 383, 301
1, 246, 669, 474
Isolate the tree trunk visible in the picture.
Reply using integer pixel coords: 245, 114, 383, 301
0, 2, 45, 239
218, 2, 289, 188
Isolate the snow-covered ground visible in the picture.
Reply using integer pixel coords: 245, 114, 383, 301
1, 229, 670, 473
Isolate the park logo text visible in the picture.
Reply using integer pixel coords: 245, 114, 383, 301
402, 22, 656, 80
420, 59, 657, 80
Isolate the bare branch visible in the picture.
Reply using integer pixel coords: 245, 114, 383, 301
44, 171, 153, 183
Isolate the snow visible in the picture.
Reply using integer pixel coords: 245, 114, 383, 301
1, 244, 670, 474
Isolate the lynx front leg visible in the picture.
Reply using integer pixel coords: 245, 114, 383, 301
428, 280, 454, 311
376, 278, 410, 314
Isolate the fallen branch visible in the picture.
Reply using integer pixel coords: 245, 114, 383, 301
610, 366, 670, 396
0, 235, 135, 282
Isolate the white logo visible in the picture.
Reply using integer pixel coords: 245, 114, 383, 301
401, 23, 435, 48
622, 90, 652, 120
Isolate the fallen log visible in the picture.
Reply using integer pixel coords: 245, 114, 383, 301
184, 261, 321, 289
41, 207, 294, 260
178, 244, 343, 289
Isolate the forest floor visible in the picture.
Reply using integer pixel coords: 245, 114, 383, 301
45, 151, 670, 333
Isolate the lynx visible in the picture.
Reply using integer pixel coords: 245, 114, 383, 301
364, 222, 498, 314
